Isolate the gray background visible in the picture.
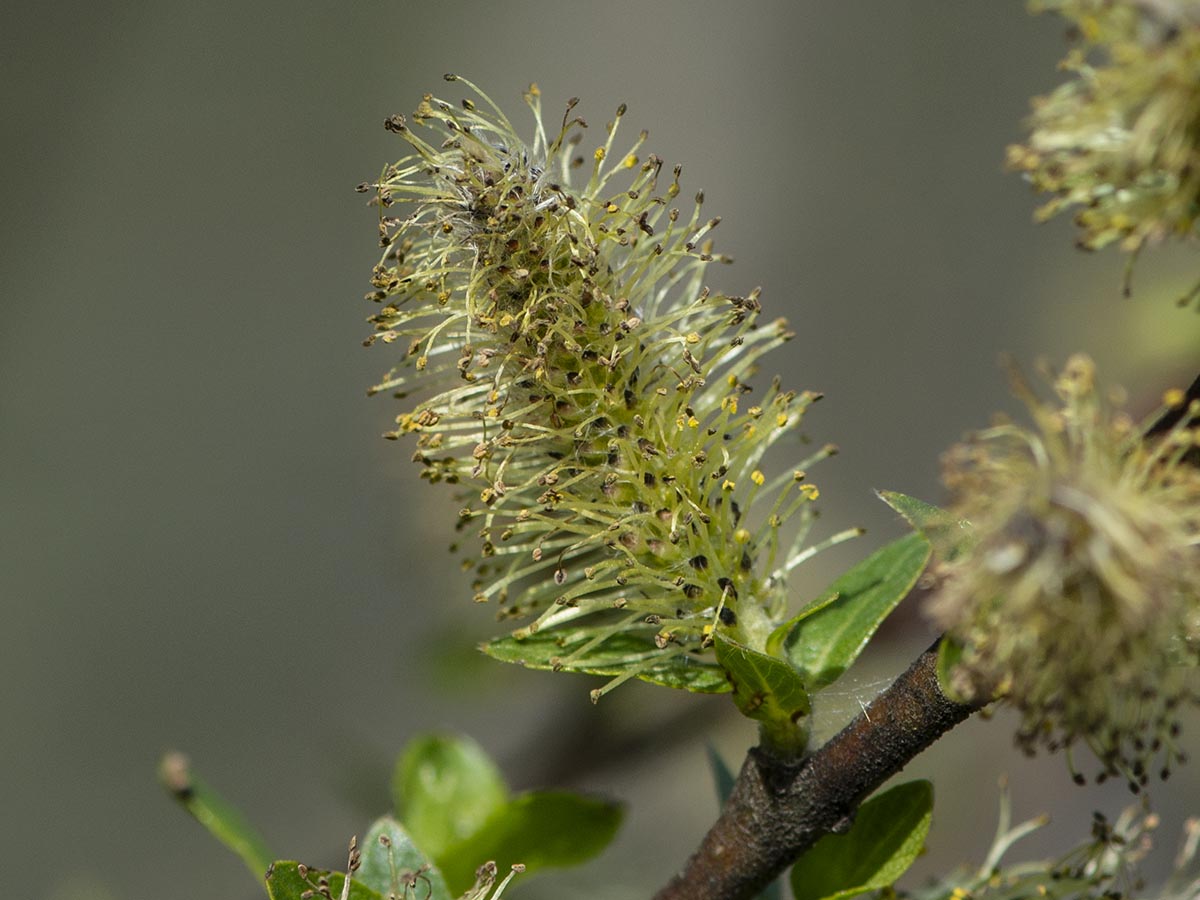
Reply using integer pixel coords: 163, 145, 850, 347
4, 3, 1199, 899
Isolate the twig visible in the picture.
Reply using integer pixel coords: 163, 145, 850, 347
653, 637, 983, 900
1147, 371, 1200, 468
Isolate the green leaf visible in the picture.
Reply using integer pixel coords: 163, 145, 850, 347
481, 628, 729, 693
358, 817, 452, 900
706, 744, 736, 808
877, 490, 973, 562
265, 862, 383, 900
715, 633, 811, 753
789, 780, 934, 900
265, 821, 453, 900
158, 751, 274, 887
783, 533, 931, 691
436, 791, 623, 894
765, 591, 841, 659
393, 734, 509, 860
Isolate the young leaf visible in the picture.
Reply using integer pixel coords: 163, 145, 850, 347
265, 862, 383, 900
481, 629, 729, 694
789, 780, 934, 900
393, 734, 509, 859
783, 533, 930, 691
877, 490, 973, 562
358, 817, 452, 900
435, 792, 623, 895
158, 751, 274, 886
715, 633, 811, 754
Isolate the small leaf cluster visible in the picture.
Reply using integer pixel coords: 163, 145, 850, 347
391, 734, 620, 894
160, 735, 621, 900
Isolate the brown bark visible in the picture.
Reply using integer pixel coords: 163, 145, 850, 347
653, 639, 982, 900
1147, 371, 1200, 467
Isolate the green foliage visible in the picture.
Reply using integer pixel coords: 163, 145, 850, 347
391, 734, 619, 897
779, 533, 931, 692
359, 817, 452, 899
393, 735, 508, 860
789, 780, 933, 900
698, 531, 931, 751
267, 863, 385, 900
434, 792, 623, 894
165, 734, 620, 899
481, 628, 729, 697
715, 632, 812, 754
877, 490, 973, 563
393, 734, 622, 895
265, 823, 453, 900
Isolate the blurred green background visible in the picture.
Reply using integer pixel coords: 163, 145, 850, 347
4, 3, 1198, 899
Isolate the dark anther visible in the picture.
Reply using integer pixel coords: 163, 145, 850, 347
719, 606, 737, 626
